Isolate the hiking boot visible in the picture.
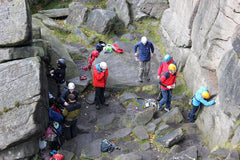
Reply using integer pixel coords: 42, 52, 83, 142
96, 105, 100, 110
103, 102, 109, 106
138, 78, 143, 83
164, 108, 170, 112
156, 96, 162, 101
158, 107, 163, 111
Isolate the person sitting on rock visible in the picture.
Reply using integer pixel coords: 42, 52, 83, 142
59, 82, 79, 106
188, 86, 215, 123
62, 94, 81, 140
50, 58, 66, 84
82, 41, 106, 71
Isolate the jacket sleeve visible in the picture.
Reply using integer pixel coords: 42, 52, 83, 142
62, 108, 68, 117
60, 90, 67, 103
94, 70, 105, 81
158, 63, 163, 76
150, 42, 154, 53
197, 97, 215, 106
160, 74, 167, 84
134, 43, 139, 53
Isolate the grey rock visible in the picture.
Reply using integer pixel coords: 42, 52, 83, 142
152, 117, 162, 125
98, 113, 120, 130
118, 92, 138, 104
107, 0, 130, 26
32, 26, 41, 39
124, 141, 140, 152
140, 142, 151, 151
154, 128, 184, 148
76, 124, 91, 133
146, 122, 156, 133
88, 111, 97, 123
109, 128, 132, 140
86, 9, 117, 34
66, 5, 89, 27
169, 146, 198, 160
38, 8, 69, 18
133, 107, 155, 126
172, 93, 186, 102
170, 145, 182, 154
67, 76, 90, 93
73, 28, 90, 45
134, 125, 149, 140
81, 139, 102, 159
115, 152, 142, 160
155, 124, 173, 136
0, 0, 32, 47
231, 125, 240, 146
0, 57, 49, 150
162, 107, 184, 124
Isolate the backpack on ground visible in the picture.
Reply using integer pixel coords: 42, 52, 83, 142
49, 108, 63, 123
100, 139, 120, 152
50, 153, 64, 160
136, 98, 157, 110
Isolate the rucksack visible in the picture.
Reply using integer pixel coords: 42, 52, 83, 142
49, 108, 63, 123
100, 139, 120, 152
44, 122, 62, 141
189, 95, 195, 105
50, 153, 64, 160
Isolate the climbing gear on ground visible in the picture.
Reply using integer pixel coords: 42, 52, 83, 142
101, 139, 121, 152
103, 44, 113, 53
164, 54, 171, 63
80, 75, 87, 80
202, 91, 210, 99
112, 43, 124, 53
136, 98, 157, 110
168, 64, 176, 71
50, 153, 64, 160
68, 82, 75, 89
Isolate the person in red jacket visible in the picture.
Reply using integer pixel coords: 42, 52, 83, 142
93, 62, 109, 110
158, 64, 177, 112
156, 54, 176, 101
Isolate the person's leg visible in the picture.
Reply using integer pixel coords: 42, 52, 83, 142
189, 105, 199, 122
99, 87, 105, 105
95, 87, 101, 109
165, 89, 172, 110
158, 89, 168, 110
71, 120, 77, 138
64, 124, 71, 140
144, 61, 151, 81
138, 61, 144, 82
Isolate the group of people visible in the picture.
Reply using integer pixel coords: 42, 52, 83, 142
134, 36, 215, 123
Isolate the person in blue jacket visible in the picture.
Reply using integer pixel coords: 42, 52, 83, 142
134, 36, 154, 82
189, 86, 215, 123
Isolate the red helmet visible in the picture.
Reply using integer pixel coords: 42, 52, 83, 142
92, 50, 99, 57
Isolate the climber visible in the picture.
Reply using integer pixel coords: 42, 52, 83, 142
82, 41, 106, 71
49, 58, 66, 84
93, 62, 109, 110
134, 36, 154, 82
188, 86, 215, 123
156, 54, 176, 101
158, 64, 177, 112
59, 82, 79, 106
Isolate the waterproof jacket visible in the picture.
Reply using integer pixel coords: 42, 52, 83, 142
158, 59, 176, 76
192, 86, 215, 107
54, 67, 66, 84
134, 41, 154, 62
62, 101, 81, 122
60, 89, 79, 104
93, 63, 108, 88
160, 71, 177, 90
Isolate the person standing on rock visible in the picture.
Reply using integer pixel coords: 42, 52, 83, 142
62, 94, 81, 140
134, 36, 154, 82
158, 64, 177, 112
93, 62, 109, 110
50, 58, 66, 84
156, 54, 177, 101
60, 82, 79, 106
188, 86, 215, 123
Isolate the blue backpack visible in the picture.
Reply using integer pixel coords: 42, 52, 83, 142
49, 108, 63, 123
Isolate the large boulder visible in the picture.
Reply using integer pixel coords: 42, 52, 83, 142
0, 0, 32, 47
127, 0, 148, 20
107, 0, 131, 27
32, 17, 80, 80
86, 9, 117, 34
65, 3, 89, 27
0, 57, 48, 151
38, 8, 69, 18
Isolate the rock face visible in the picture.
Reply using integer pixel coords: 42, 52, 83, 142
0, 0, 32, 47
0, 57, 48, 153
160, 0, 240, 149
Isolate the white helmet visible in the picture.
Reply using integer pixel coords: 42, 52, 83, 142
141, 36, 147, 44
68, 82, 75, 89
100, 62, 107, 69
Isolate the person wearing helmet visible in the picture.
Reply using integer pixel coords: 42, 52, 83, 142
60, 82, 79, 106
93, 62, 109, 110
156, 54, 177, 101
62, 93, 81, 140
50, 59, 66, 84
188, 86, 215, 123
82, 41, 106, 71
134, 36, 154, 82
158, 64, 177, 112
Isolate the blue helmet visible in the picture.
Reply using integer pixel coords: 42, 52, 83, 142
164, 54, 171, 63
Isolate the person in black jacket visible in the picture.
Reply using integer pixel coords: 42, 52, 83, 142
62, 94, 81, 140
59, 82, 79, 106
50, 59, 66, 84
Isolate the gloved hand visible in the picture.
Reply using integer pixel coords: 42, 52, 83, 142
167, 86, 171, 89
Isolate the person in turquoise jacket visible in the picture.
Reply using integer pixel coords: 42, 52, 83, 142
189, 86, 215, 123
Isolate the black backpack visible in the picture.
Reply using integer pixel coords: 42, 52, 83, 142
100, 139, 120, 152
